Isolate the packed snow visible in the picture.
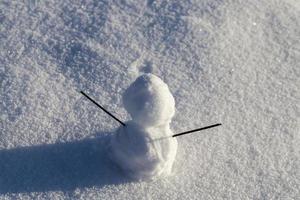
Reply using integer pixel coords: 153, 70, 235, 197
0, 0, 299, 199
122, 74, 175, 127
111, 74, 177, 180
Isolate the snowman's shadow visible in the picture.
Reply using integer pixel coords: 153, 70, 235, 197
0, 132, 130, 194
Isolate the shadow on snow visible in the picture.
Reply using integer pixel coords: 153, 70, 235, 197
0, 133, 130, 194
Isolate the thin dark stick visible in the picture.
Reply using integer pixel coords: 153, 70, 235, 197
80, 91, 126, 126
172, 123, 222, 137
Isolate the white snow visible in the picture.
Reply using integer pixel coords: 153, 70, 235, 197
0, 0, 299, 199
111, 74, 177, 180
123, 74, 175, 127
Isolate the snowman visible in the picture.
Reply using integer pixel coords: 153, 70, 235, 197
110, 74, 178, 180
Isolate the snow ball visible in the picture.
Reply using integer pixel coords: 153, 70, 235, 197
110, 121, 177, 180
123, 73, 175, 127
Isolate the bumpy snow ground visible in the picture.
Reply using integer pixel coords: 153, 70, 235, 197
0, 0, 299, 199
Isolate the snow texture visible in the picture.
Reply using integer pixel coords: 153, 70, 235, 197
111, 74, 177, 180
123, 74, 175, 127
0, 0, 299, 199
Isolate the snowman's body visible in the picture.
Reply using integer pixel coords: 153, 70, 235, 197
110, 74, 177, 180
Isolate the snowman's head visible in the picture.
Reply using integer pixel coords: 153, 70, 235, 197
123, 74, 175, 127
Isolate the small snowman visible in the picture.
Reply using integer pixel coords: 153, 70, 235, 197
110, 73, 177, 180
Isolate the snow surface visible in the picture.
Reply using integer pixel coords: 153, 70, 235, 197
0, 0, 299, 199
111, 74, 177, 180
